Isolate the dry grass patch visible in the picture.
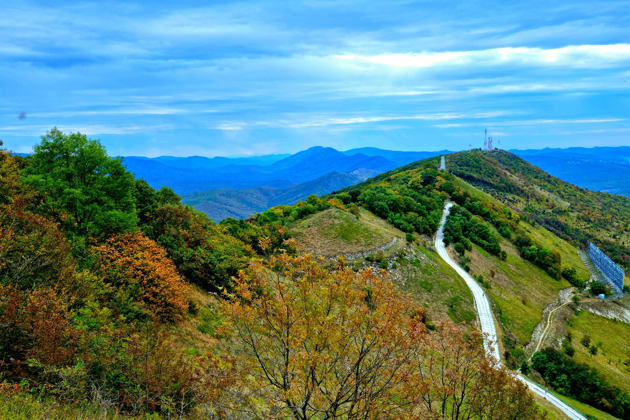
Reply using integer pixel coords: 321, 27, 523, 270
290, 207, 404, 258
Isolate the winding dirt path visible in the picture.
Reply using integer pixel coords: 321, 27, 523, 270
531, 301, 570, 357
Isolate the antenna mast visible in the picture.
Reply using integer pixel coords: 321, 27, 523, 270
483, 128, 488, 150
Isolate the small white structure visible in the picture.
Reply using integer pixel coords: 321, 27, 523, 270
439, 155, 446, 171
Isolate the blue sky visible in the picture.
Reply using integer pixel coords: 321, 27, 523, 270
1, 0, 629, 157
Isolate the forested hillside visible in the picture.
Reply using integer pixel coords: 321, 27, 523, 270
447, 149, 630, 271
1, 130, 555, 419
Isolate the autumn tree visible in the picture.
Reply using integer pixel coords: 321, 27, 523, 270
0, 205, 75, 290
22, 128, 137, 240
91, 232, 190, 322
410, 322, 543, 419
0, 285, 77, 379
223, 251, 426, 419
0, 150, 29, 206
224, 250, 545, 419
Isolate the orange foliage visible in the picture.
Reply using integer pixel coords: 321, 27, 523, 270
222, 253, 544, 419
327, 197, 347, 211
0, 151, 27, 205
92, 232, 190, 322
224, 253, 427, 418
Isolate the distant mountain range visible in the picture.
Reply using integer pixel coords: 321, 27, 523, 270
119, 145, 630, 221
183, 170, 380, 221
511, 147, 630, 197
122, 146, 444, 197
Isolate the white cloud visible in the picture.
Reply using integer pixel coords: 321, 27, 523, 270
0, 123, 173, 136
215, 111, 514, 130
435, 118, 624, 128
336, 44, 630, 69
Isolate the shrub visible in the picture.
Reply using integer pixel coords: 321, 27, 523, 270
91, 232, 190, 322
349, 203, 361, 218
0, 206, 75, 290
590, 282, 607, 296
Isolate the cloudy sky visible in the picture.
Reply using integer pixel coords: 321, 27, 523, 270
1, 0, 629, 157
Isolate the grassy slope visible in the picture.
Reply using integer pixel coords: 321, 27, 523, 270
289, 207, 405, 258
447, 149, 630, 273
555, 393, 622, 420
390, 244, 476, 324
565, 309, 630, 393
290, 207, 475, 324
447, 176, 582, 346
0, 394, 152, 420
467, 238, 571, 346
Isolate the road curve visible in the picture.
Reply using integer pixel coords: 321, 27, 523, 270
435, 202, 587, 420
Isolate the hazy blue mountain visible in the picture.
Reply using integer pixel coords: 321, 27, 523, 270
512, 147, 630, 197
152, 153, 290, 169
182, 170, 377, 221
120, 145, 630, 219
265, 147, 396, 181
513, 146, 630, 163
123, 146, 402, 195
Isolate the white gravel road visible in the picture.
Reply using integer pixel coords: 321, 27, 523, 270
435, 201, 587, 420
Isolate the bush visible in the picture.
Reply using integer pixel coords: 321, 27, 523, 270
562, 338, 575, 357
454, 242, 466, 256
590, 282, 607, 296
349, 203, 361, 218
91, 232, 190, 322
520, 361, 530, 375
532, 348, 630, 417
0, 206, 75, 290
149, 204, 251, 292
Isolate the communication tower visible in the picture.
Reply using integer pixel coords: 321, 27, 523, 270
483, 128, 488, 150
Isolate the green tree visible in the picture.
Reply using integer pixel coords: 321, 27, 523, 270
22, 128, 137, 240
148, 204, 250, 291
590, 282, 607, 296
